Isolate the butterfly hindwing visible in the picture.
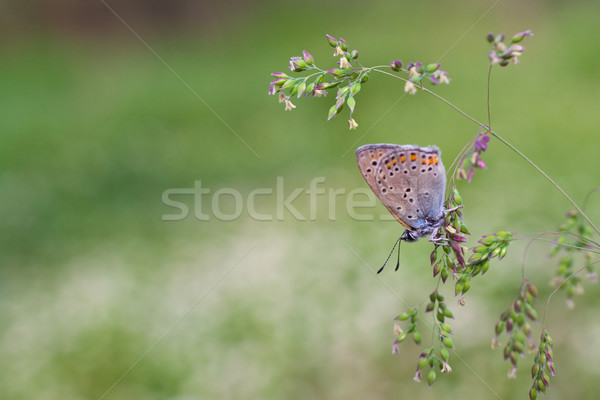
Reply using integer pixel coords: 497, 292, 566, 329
356, 144, 446, 231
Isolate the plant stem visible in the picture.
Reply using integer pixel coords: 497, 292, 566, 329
419, 86, 600, 237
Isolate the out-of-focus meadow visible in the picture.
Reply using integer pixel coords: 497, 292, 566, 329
1, 1, 600, 399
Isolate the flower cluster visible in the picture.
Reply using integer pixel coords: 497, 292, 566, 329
407, 291, 455, 386
487, 30, 533, 66
529, 329, 555, 400
430, 187, 469, 286
457, 131, 490, 182
393, 307, 422, 350
454, 231, 513, 297
268, 34, 452, 129
550, 209, 597, 308
492, 280, 539, 379
401, 61, 450, 95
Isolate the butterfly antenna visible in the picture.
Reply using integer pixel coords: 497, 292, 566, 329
377, 237, 401, 274
395, 240, 402, 271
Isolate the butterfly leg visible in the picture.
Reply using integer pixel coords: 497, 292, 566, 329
443, 205, 463, 216
428, 228, 450, 245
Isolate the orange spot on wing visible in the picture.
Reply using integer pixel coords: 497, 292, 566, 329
410, 154, 417, 161
392, 159, 397, 165
400, 155, 406, 162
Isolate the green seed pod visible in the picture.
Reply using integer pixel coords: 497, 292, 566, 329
436, 311, 445, 323
397, 332, 408, 343
481, 260, 490, 275
396, 312, 410, 321
443, 308, 455, 319
495, 321, 504, 335
426, 302, 435, 313
455, 281, 464, 296
427, 369, 436, 386
474, 245, 489, 254
425, 63, 440, 72
462, 280, 471, 294
413, 331, 422, 344
460, 223, 470, 234
452, 187, 463, 205
529, 388, 538, 400
296, 81, 307, 98
441, 267, 449, 282
531, 362, 539, 378
440, 347, 450, 362
442, 337, 454, 349
360, 71, 370, 83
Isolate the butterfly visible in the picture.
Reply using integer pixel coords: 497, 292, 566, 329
356, 144, 446, 242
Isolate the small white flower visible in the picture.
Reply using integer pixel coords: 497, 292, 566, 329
565, 298, 575, 309
573, 284, 585, 295
284, 99, 296, 111
413, 370, 421, 383
348, 118, 358, 130
333, 46, 344, 56
404, 81, 417, 95
278, 93, 287, 103
439, 73, 451, 84
339, 56, 351, 69
507, 366, 518, 379
408, 66, 419, 78
441, 362, 452, 374
491, 337, 500, 349
313, 89, 327, 97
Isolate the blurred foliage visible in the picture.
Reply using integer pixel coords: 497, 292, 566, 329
1, 0, 600, 399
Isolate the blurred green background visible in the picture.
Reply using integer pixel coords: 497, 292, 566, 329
1, 0, 600, 399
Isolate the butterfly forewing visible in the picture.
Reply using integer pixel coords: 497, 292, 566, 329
356, 144, 446, 230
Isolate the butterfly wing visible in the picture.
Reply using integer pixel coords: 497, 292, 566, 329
356, 144, 446, 231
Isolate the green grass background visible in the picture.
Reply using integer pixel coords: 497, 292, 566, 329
1, 0, 600, 399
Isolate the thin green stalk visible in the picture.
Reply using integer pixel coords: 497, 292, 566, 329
419, 86, 600, 237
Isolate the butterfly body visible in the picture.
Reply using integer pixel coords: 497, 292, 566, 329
356, 144, 446, 242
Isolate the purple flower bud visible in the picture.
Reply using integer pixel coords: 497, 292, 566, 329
467, 168, 475, 183
326, 34, 337, 47
452, 234, 468, 243
486, 32, 495, 43
271, 72, 289, 79
351, 50, 359, 59
514, 299, 522, 313
339, 38, 348, 51
433, 262, 441, 277
390, 60, 403, 71
302, 50, 314, 65
476, 158, 486, 169
506, 318, 514, 334
392, 340, 399, 354
489, 50, 502, 65
268, 85, 277, 95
